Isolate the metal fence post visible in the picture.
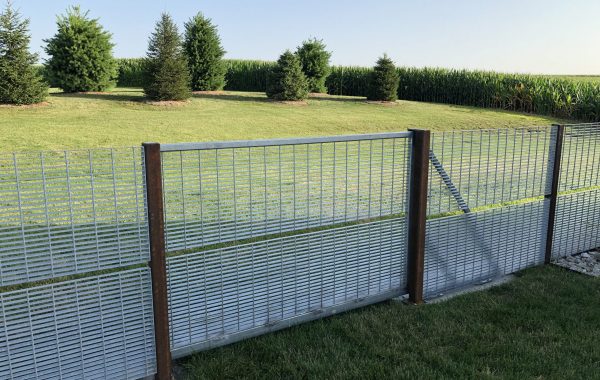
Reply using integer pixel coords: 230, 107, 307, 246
544, 124, 565, 264
407, 129, 430, 304
143, 142, 172, 380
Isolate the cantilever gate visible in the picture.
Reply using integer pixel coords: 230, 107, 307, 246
154, 133, 414, 358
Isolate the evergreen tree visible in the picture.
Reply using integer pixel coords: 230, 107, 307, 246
144, 13, 191, 101
0, 1, 47, 104
44, 6, 116, 93
183, 13, 226, 91
367, 54, 400, 102
296, 38, 331, 93
266, 50, 308, 101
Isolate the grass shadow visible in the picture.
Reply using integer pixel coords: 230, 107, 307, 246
308, 94, 366, 103
192, 92, 271, 103
51, 92, 143, 102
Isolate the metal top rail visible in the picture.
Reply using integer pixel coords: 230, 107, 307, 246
157, 131, 413, 152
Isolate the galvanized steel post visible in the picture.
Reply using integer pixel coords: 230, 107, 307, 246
143, 142, 172, 380
407, 129, 430, 304
544, 124, 565, 264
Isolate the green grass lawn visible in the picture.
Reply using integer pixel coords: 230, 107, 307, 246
0, 88, 564, 151
180, 266, 600, 380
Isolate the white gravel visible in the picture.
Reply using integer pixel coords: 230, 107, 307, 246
554, 249, 600, 277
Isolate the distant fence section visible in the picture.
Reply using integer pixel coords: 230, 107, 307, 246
0, 125, 598, 379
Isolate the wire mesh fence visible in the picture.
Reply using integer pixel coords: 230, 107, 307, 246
553, 123, 600, 258
423, 127, 557, 297
427, 127, 554, 216
160, 135, 412, 252
160, 133, 412, 355
0, 148, 155, 379
0, 125, 598, 379
0, 148, 149, 286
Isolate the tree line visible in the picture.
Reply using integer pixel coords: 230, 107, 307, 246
0, 3, 399, 105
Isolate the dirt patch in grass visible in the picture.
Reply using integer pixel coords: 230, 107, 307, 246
144, 100, 190, 107
0, 101, 50, 109
270, 99, 308, 106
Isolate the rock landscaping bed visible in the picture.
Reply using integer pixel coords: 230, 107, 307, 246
554, 248, 600, 277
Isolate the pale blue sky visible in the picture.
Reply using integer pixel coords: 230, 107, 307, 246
10, 0, 600, 74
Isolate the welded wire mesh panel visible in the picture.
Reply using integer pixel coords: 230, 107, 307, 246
427, 128, 554, 216
0, 268, 156, 380
560, 124, 600, 191
553, 189, 600, 258
0, 148, 149, 286
167, 216, 408, 354
161, 137, 411, 251
424, 200, 548, 298
552, 124, 600, 258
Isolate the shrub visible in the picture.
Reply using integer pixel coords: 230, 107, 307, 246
44, 6, 116, 92
266, 50, 308, 101
183, 13, 226, 91
296, 38, 331, 93
367, 54, 399, 101
143, 13, 191, 101
0, 2, 47, 104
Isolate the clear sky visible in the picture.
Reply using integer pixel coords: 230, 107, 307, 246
10, 0, 600, 75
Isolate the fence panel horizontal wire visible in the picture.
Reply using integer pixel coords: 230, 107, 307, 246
553, 124, 600, 258
161, 137, 411, 252
0, 268, 156, 380
0, 148, 150, 286
167, 216, 408, 356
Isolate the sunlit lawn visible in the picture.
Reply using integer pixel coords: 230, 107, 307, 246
0, 88, 564, 151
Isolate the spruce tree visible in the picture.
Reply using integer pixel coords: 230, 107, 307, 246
183, 13, 226, 91
0, 1, 47, 104
144, 13, 191, 101
296, 38, 331, 93
266, 50, 308, 101
44, 6, 116, 93
367, 54, 400, 102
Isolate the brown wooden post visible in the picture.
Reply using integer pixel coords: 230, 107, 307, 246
545, 124, 565, 264
143, 143, 172, 380
407, 129, 430, 304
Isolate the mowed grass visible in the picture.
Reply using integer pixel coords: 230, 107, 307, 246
180, 266, 600, 380
0, 88, 564, 151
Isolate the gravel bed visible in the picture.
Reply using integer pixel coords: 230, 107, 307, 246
554, 249, 600, 277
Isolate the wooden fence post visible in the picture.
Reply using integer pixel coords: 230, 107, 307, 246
143, 143, 172, 380
407, 129, 430, 304
545, 124, 565, 264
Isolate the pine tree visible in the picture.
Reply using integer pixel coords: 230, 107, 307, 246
367, 54, 400, 102
0, 1, 47, 104
44, 6, 116, 93
183, 13, 226, 91
266, 50, 308, 101
144, 13, 191, 101
296, 38, 331, 93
